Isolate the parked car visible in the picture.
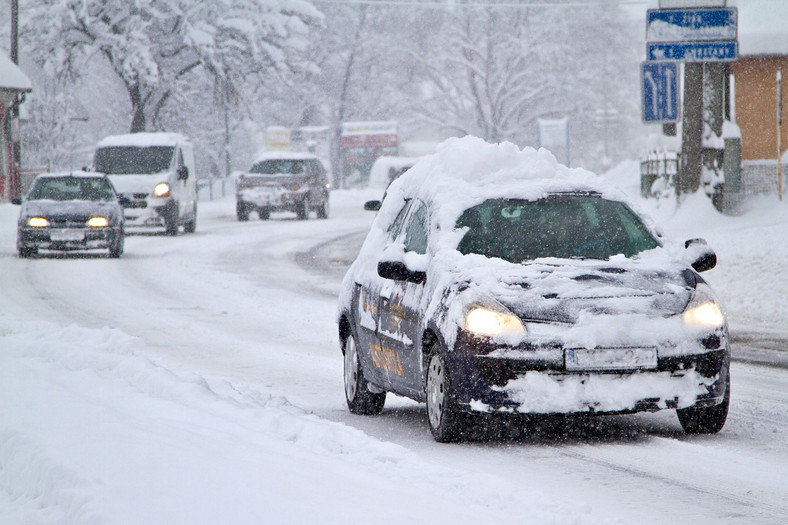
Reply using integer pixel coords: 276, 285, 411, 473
338, 137, 729, 442
236, 152, 330, 221
93, 132, 197, 235
13, 172, 125, 258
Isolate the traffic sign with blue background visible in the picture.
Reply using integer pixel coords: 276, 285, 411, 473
647, 41, 737, 62
642, 62, 680, 123
646, 8, 737, 42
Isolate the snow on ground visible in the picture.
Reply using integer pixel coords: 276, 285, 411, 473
2, 157, 788, 524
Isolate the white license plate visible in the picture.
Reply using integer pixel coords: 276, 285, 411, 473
50, 229, 85, 241
565, 347, 657, 371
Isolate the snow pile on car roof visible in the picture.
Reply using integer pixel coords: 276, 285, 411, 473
381, 136, 630, 231
96, 132, 190, 147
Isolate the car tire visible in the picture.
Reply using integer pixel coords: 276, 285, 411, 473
164, 207, 179, 235
426, 352, 468, 442
18, 245, 37, 258
296, 199, 309, 220
344, 334, 386, 415
109, 231, 124, 258
236, 201, 250, 222
677, 372, 730, 434
316, 197, 329, 219
258, 208, 270, 220
184, 204, 197, 233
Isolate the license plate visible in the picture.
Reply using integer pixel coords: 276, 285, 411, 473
50, 229, 85, 241
565, 347, 657, 371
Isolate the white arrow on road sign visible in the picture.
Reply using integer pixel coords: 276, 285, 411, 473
642, 62, 680, 123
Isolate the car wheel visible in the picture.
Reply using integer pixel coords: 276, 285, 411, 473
184, 204, 197, 233
236, 201, 250, 222
164, 207, 179, 235
18, 245, 37, 258
426, 352, 468, 442
296, 199, 309, 220
258, 208, 270, 220
677, 373, 730, 434
109, 231, 124, 258
344, 334, 385, 415
317, 198, 329, 219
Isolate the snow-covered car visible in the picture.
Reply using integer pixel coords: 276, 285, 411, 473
337, 137, 730, 442
236, 152, 330, 221
13, 172, 126, 258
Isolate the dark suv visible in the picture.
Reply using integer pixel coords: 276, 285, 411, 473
236, 152, 330, 221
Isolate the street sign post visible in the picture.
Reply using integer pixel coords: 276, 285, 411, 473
642, 62, 680, 123
647, 41, 737, 62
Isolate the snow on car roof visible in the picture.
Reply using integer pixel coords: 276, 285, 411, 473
252, 151, 319, 163
96, 132, 190, 148
378, 136, 637, 234
35, 171, 106, 179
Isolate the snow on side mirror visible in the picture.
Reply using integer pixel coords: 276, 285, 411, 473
685, 238, 717, 273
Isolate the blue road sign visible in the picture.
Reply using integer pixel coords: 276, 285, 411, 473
642, 62, 680, 123
646, 8, 737, 42
647, 41, 737, 62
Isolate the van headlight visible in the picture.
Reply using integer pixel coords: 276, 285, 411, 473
465, 302, 526, 338
153, 183, 171, 198
683, 285, 725, 329
27, 217, 49, 227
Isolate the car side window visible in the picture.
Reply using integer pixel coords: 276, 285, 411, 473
403, 202, 428, 255
388, 200, 412, 240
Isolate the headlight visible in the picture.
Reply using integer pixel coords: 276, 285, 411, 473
153, 183, 170, 198
87, 217, 109, 228
465, 305, 526, 337
683, 285, 725, 328
27, 217, 49, 227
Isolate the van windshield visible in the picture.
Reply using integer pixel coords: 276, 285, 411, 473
95, 146, 174, 175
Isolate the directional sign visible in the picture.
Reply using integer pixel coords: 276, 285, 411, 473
646, 8, 737, 42
642, 62, 680, 123
647, 41, 737, 62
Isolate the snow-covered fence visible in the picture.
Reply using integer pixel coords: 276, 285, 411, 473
640, 152, 678, 199
197, 177, 235, 201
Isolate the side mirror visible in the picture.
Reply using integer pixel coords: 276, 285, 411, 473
364, 200, 381, 212
177, 166, 189, 181
685, 238, 717, 272
377, 260, 426, 284
11, 198, 22, 205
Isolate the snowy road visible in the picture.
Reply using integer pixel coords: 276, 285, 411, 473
2, 190, 788, 524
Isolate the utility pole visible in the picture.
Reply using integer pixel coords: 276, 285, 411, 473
10, 0, 21, 199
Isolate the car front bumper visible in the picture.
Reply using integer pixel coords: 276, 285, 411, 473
18, 226, 122, 251
237, 187, 307, 211
447, 329, 729, 415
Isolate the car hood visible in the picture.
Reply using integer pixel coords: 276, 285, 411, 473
106, 173, 170, 194
445, 254, 696, 325
21, 200, 123, 220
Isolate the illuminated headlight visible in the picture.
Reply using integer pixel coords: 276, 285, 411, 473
87, 217, 109, 228
27, 217, 49, 227
153, 183, 171, 198
683, 286, 725, 328
465, 305, 526, 338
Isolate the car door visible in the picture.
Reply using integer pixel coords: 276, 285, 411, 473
353, 199, 413, 391
376, 200, 428, 395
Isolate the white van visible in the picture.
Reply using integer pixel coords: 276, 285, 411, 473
93, 132, 198, 235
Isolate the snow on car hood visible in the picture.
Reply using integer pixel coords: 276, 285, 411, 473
106, 173, 170, 194
21, 199, 123, 220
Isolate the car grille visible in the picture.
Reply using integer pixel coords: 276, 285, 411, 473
45, 215, 91, 228
121, 193, 148, 208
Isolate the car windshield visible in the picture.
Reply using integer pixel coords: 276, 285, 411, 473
250, 159, 306, 175
94, 146, 174, 174
28, 176, 116, 202
456, 195, 660, 262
